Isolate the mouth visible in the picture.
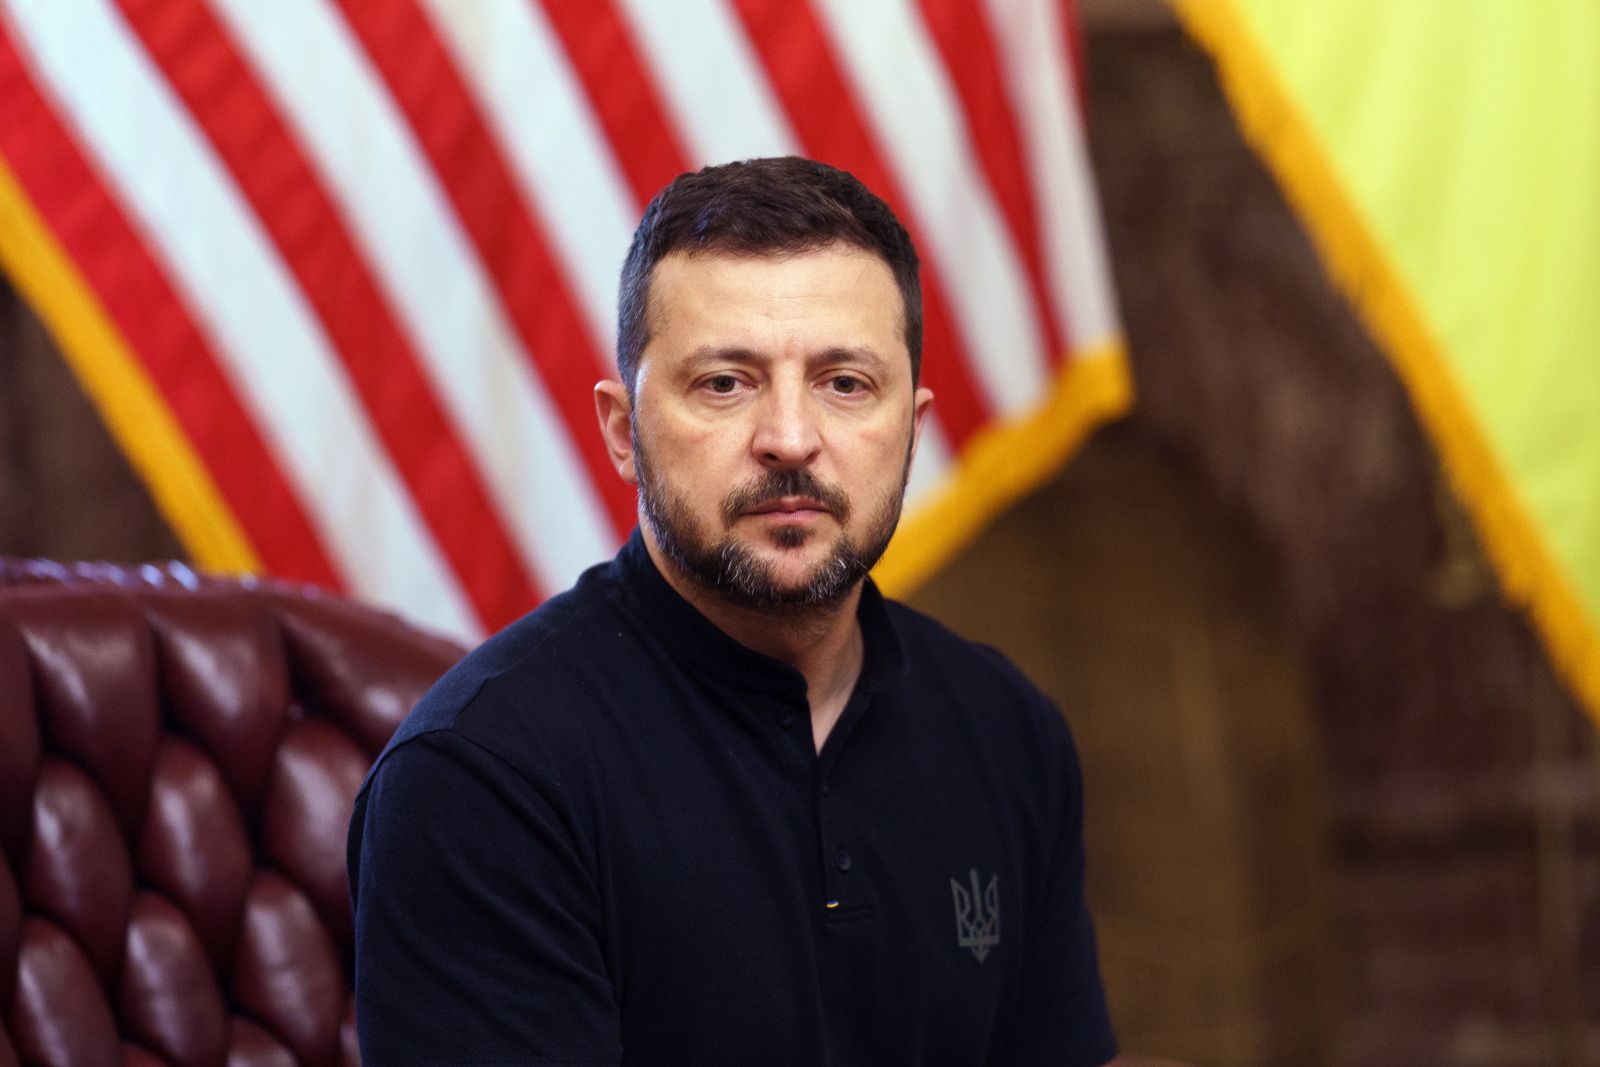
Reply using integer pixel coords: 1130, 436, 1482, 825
744, 496, 832, 520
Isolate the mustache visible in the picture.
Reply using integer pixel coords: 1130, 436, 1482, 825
721, 468, 851, 524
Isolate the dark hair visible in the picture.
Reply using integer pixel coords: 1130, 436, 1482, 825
616, 156, 922, 393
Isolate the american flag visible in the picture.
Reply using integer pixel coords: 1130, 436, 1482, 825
0, 0, 1126, 642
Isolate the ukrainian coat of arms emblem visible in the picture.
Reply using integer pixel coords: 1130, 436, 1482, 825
950, 869, 1000, 962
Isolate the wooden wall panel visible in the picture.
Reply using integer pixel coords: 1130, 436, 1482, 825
0, 284, 183, 563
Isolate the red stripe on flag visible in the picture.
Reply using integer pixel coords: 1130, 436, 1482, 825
116, 0, 543, 630
0, 19, 341, 589
914, 0, 1071, 369
537, 0, 690, 206
728, 0, 991, 448
333, 0, 638, 540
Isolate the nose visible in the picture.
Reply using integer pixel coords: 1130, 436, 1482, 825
751, 381, 822, 468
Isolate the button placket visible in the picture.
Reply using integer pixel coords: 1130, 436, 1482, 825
812, 689, 873, 916
815, 769, 864, 915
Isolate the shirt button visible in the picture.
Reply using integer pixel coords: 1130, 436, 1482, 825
778, 711, 798, 728
834, 849, 853, 872
820, 782, 832, 796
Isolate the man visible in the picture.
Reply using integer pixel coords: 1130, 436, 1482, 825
350, 157, 1117, 1066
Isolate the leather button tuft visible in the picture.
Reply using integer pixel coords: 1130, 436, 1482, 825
834, 849, 852, 872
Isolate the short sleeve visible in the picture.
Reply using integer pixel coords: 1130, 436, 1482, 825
348, 730, 622, 1066
998, 701, 1118, 1067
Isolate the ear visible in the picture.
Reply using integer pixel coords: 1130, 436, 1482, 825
908, 386, 935, 466
594, 379, 637, 485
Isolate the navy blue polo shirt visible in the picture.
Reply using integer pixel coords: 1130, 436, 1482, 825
349, 531, 1115, 1066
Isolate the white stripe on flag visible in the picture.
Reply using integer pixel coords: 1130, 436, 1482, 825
417, 0, 635, 365
614, 0, 798, 163
4, 0, 478, 638
209, 0, 616, 594
981, 0, 1120, 349
811, 0, 1051, 419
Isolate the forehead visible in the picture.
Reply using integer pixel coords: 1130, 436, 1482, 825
643, 244, 906, 365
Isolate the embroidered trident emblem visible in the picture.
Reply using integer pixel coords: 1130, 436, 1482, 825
950, 869, 1000, 962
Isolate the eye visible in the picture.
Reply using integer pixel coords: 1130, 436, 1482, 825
828, 374, 865, 395
704, 374, 741, 394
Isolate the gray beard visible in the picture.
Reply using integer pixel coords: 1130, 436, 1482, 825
632, 424, 909, 615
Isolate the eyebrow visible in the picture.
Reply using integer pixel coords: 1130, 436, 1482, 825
814, 346, 889, 373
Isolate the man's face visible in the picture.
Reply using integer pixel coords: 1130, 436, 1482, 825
603, 243, 933, 612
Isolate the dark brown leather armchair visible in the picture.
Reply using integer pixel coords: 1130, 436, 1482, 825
0, 560, 464, 1067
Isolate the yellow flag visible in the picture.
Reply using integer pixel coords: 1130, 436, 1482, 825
1173, 1, 1600, 717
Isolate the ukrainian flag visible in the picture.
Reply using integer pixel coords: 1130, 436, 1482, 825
1174, 1, 1600, 719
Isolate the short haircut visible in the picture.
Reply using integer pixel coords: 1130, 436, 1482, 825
616, 156, 922, 394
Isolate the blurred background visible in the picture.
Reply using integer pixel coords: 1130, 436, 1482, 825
2, 1, 1597, 1064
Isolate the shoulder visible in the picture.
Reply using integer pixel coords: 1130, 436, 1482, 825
368, 559, 631, 784
884, 600, 1061, 716
881, 598, 1081, 772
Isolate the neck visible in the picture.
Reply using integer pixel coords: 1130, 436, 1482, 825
642, 530, 866, 742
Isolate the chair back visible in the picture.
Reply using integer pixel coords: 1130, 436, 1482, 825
0, 561, 463, 1067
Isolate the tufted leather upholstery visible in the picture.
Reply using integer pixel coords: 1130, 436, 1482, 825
0, 560, 465, 1067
